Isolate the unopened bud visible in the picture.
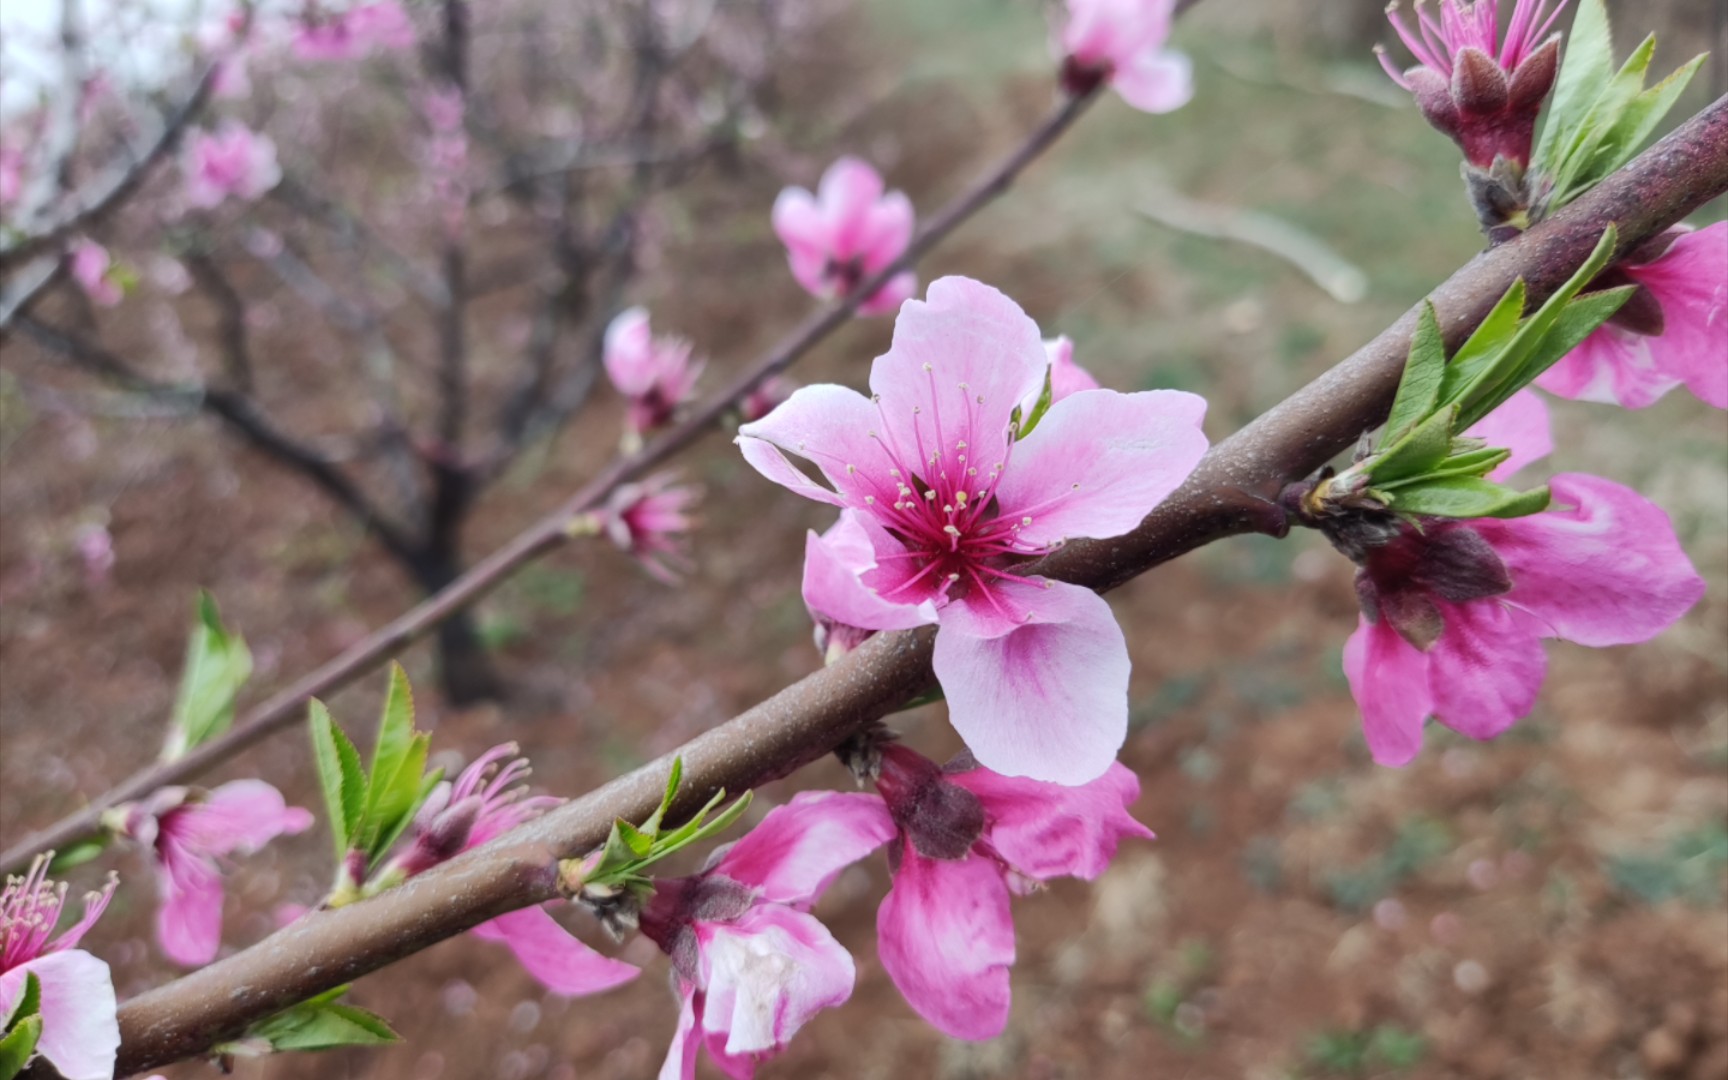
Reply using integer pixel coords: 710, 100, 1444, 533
1507, 37, 1559, 110
1451, 47, 1509, 117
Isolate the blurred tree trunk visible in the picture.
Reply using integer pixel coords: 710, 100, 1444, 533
409, 547, 502, 707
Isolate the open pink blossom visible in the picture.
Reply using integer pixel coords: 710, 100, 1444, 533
1343, 392, 1705, 765
116, 780, 312, 966
772, 157, 916, 316
603, 307, 704, 438
183, 123, 282, 209
738, 277, 1209, 784
69, 239, 121, 306
292, 1, 417, 62
1378, 0, 1566, 169
601, 471, 699, 584
643, 792, 895, 1079
854, 744, 1150, 1039
0, 856, 120, 1080
388, 743, 640, 997
1537, 223, 1727, 410
1059, 0, 1193, 114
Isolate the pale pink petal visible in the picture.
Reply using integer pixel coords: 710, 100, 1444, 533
771, 186, 828, 265
935, 578, 1130, 785
855, 190, 914, 274
1342, 616, 1434, 767
1630, 222, 1727, 409
156, 834, 225, 965
713, 791, 897, 905
1464, 388, 1551, 482
700, 1002, 759, 1080
736, 383, 895, 505
1537, 328, 1681, 408
1044, 336, 1100, 401
15, 950, 120, 1080
1111, 48, 1194, 114
469, 905, 639, 997
1478, 473, 1706, 647
1427, 600, 1547, 741
856, 269, 918, 317
657, 986, 703, 1080
698, 905, 854, 1058
802, 518, 939, 633
994, 388, 1208, 548
876, 842, 1014, 1040
869, 277, 1048, 479
177, 779, 313, 855
817, 157, 886, 258
950, 761, 1152, 882
603, 307, 659, 397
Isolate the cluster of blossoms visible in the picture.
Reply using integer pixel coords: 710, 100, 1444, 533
290, 1, 418, 63
182, 122, 283, 210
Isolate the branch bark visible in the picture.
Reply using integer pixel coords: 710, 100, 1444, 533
100, 94, 1728, 1079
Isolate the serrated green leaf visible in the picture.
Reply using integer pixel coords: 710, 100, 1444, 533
1547, 34, 1658, 205
639, 758, 684, 839
1017, 365, 1056, 439
309, 700, 366, 858
616, 820, 655, 858
251, 986, 399, 1052
0, 1013, 41, 1080
1384, 303, 1447, 444
595, 822, 639, 878
652, 787, 732, 853
363, 665, 415, 818
1588, 52, 1705, 189
1386, 478, 1553, 520
46, 837, 109, 875
2, 973, 40, 1034
161, 591, 253, 761
1368, 406, 1456, 484
370, 759, 442, 864
1441, 280, 1527, 401
1379, 447, 1513, 489
1534, 0, 1614, 171
679, 792, 753, 849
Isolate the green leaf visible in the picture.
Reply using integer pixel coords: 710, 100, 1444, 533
616, 820, 655, 858
1016, 365, 1056, 439
356, 666, 439, 861
250, 986, 399, 1052
2, 973, 40, 1034
0, 1014, 41, 1080
309, 700, 366, 858
1444, 279, 1527, 392
638, 758, 684, 839
1546, 34, 1657, 204
1367, 406, 1456, 485
161, 591, 253, 761
370, 766, 444, 863
46, 837, 109, 875
1587, 52, 1705, 190
1384, 303, 1447, 444
1386, 478, 1552, 520
1533, 0, 1614, 172
1378, 447, 1512, 489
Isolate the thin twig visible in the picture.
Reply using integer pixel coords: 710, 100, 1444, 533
98, 94, 1728, 1078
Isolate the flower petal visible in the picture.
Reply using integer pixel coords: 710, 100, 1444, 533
713, 791, 897, 905
1342, 616, 1434, 767
1463, 388, 1551, 482
156, 836, 225, 966
949, 761, 1152, 883
699, 904, 854, 1058
1045, 335, 1100, 401
876, 841, 1014, 1040
603, 307, 659, 397
657, 985, 703, 1080
469, 904, 639, 997
857, 269, 917, 317
802, 514, 940, 633
1111, 48, 1194, 114
1477, 473, 1706, 647
856, 190, 914, 274
1427, 599, 1547, 741
1630, 222, 1728, 409
817, 157, 886, 257
935, 578, 1130, 785
13, 951, 120, 1080
994, 387, 1208, 547
1536, 327, 1681, 408
770, 186, 827, 263
178, 779, 313, 855
736, 383, 894, 507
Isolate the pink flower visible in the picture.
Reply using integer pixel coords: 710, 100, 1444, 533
1343, 392, 1705, 765
0, 856, 120, 1080
1042, 335, 1101, 401
602, 472, 699, 584
1536, 223, 1727, 410
738, 277, 1209, 784
73, 523, 115, 586
771, 157, 916, 316
117, 780, 313, 966
1059, 0, 1193, 114
69, 239, 121, 307
603, 308, 704, 438
389, 744, 640, 997
1378, 0, 1566, 170
642, 792, 895, 1079
291, 1, 416, 62
859, 744, 1152, 1039
183, 123, 282, 209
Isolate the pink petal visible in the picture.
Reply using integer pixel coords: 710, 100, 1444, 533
1044, 336, 1101, 401
856, 269, 917, 317
817, 157, 886, 258
698, 904, 854, 1058
1536, 327, 1682, 408
935, 578, 1130, 785
11, 951, 119, 1080
176, 778, 313, 855
1426, 599, 1547, 741
604, 307, 659, 397
869, 277, 1048, 485
994, 388, 1208, 549
1629, 222, 1728, 409
657, 986, 703, 1080
855, 190, 914, 274
876, 841, 1014, 1040
156, 835, 225, 966
771, 186, 828, 265
713, 791, 897, 905
801, 515, 939, 633
1463, 388, 1551, 482
1111, 48, 1194, 114
736, 384, 895, 507
1478, 473, 1706, 647
469, 904, 639, 997
1342, 616, 1434, 767
949, 761, 1152, 883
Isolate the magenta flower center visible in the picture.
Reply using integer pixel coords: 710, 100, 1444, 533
1, 859, 73, 971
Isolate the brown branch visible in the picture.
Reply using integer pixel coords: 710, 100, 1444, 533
96, 93, 1728, 1078
0, 77, 1112, 878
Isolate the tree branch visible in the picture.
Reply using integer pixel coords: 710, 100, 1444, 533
96, 93, 1728, 1077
